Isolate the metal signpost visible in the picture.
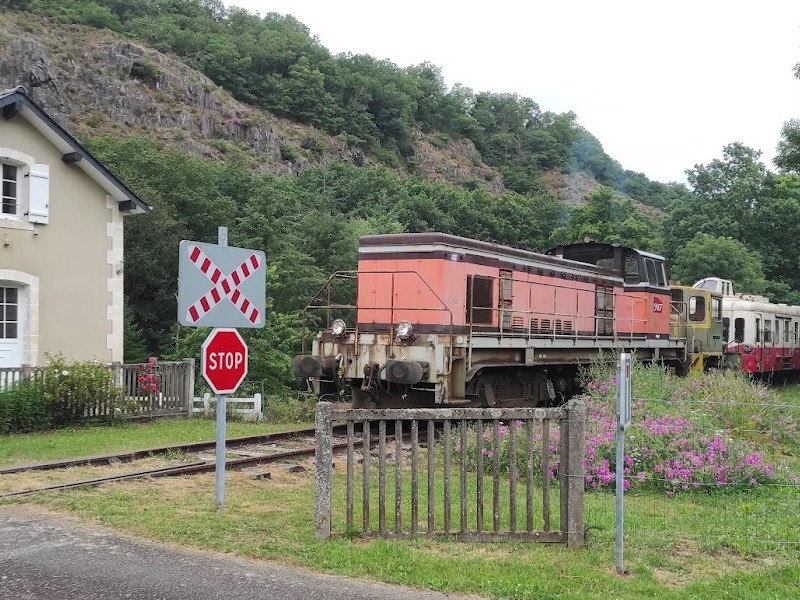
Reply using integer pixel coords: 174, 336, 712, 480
616, 352, 632, 575
177, 226, 265, 510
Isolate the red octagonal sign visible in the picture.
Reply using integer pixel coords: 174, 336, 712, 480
202, 328, 248, 394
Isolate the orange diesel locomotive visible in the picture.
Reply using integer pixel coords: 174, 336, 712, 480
292, 233, 691, 407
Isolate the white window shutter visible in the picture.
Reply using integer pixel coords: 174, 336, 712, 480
29, 164, 50, 224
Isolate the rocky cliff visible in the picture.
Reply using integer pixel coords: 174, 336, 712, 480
0, 12, 505, 192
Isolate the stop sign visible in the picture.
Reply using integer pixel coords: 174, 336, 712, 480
202, 328, 248, 394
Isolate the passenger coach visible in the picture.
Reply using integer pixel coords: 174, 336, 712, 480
695, 277, 800, 375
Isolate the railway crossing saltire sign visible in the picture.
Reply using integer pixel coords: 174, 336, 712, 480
177, 240, 266, 328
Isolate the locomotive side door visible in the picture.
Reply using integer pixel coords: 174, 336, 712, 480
499, 269, 513, 331
595, 285, 614, 336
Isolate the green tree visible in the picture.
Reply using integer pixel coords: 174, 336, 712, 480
551, 186, 656, 250
670, 233, 766, 293
663, 143, 768, 262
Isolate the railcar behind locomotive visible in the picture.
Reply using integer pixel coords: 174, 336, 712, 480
695, 277, 800, 376
293, 233, 714, 408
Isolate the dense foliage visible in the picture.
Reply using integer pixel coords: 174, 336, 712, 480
8, 0, 684, 209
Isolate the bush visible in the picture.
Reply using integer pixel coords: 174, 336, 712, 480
264, 394, 315, 423
38, 355, 125, 428
0, 380, 48, 434
130, 59, 160, 84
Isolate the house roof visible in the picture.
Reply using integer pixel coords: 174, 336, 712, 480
0, 86, 151, 215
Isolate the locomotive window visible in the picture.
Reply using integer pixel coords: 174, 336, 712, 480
466, 275, 494, 325
624, 256, 640, 284
734, 318, 744, 343
723, 317, 730, 343
712, 297, 722, 321
688, 296, 705, 322
643, 258, 666, 287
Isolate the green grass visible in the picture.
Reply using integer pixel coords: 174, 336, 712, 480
8, 470, 798, 600
0, 417, 311, 466
2, 368, 800, 598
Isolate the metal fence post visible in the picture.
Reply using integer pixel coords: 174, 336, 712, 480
315, 401, 333, 540
566, 398, 586, 548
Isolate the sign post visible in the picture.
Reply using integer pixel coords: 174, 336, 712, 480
178, 226, 265, 510
202, 326, 248, 509
615, 352, 632, 575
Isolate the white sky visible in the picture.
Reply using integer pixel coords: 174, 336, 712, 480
224, 1, 800, 184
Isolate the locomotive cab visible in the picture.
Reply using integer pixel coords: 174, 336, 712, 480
669, 286, 724, 373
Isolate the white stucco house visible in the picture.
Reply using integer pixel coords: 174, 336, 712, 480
0, 86, 151, 367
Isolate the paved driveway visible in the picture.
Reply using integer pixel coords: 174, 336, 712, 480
0, 506, 484, 600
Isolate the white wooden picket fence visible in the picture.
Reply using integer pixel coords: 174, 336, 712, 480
192, 392, 263, 422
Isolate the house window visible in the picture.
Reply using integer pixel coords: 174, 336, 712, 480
2, 163, 17, 216
0, 287, 17, 339
0, 149, 49, 226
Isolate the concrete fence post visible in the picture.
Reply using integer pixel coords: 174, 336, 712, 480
566, 398, 586, 548
315, 401, 333, 540
183, 358, 195, 415
253, 393, 262, 422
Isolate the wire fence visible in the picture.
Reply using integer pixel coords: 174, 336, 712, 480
581, 395, 800, 555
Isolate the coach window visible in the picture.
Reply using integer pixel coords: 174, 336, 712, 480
689, 296, 705, 322
466, 275, 494, 325
734, 318, 745, 343
764, 319, 772, 343
723, 318, 730, 343
712, 297, 722, 321
755, 318, 761, 343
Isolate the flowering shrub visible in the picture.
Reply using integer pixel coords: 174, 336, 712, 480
136, 356, 160, 396
452, 365, 798, 496
582, 364, 797, 494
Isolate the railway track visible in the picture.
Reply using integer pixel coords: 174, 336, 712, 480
0, 424, 367, 499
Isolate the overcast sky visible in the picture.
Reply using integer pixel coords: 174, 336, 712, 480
224, 1, 800, 184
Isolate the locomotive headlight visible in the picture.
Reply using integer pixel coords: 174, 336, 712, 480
331, 319, 347, 337
395, 320, 413, 340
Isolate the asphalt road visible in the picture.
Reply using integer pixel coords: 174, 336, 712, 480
0, 506, 484, 600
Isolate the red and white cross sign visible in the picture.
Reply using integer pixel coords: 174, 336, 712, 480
185, 244, 262, 325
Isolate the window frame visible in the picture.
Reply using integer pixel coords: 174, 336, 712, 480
0, 148, 37, 231
1, 163, 19, 218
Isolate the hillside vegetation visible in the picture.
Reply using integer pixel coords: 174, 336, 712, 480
3, 1, 800, 395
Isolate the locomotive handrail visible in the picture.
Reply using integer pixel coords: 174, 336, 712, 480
300, 269, 456, 381
299, 270, 359, 355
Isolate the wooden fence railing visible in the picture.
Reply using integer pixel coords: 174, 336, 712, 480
0, 359, 195, 418
314, 400, 586, 547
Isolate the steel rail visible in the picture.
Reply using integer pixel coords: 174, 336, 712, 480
0, 425, 352, 475
0, 439, 361, 499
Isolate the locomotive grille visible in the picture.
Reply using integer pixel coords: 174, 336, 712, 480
555, 319, 574, 335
